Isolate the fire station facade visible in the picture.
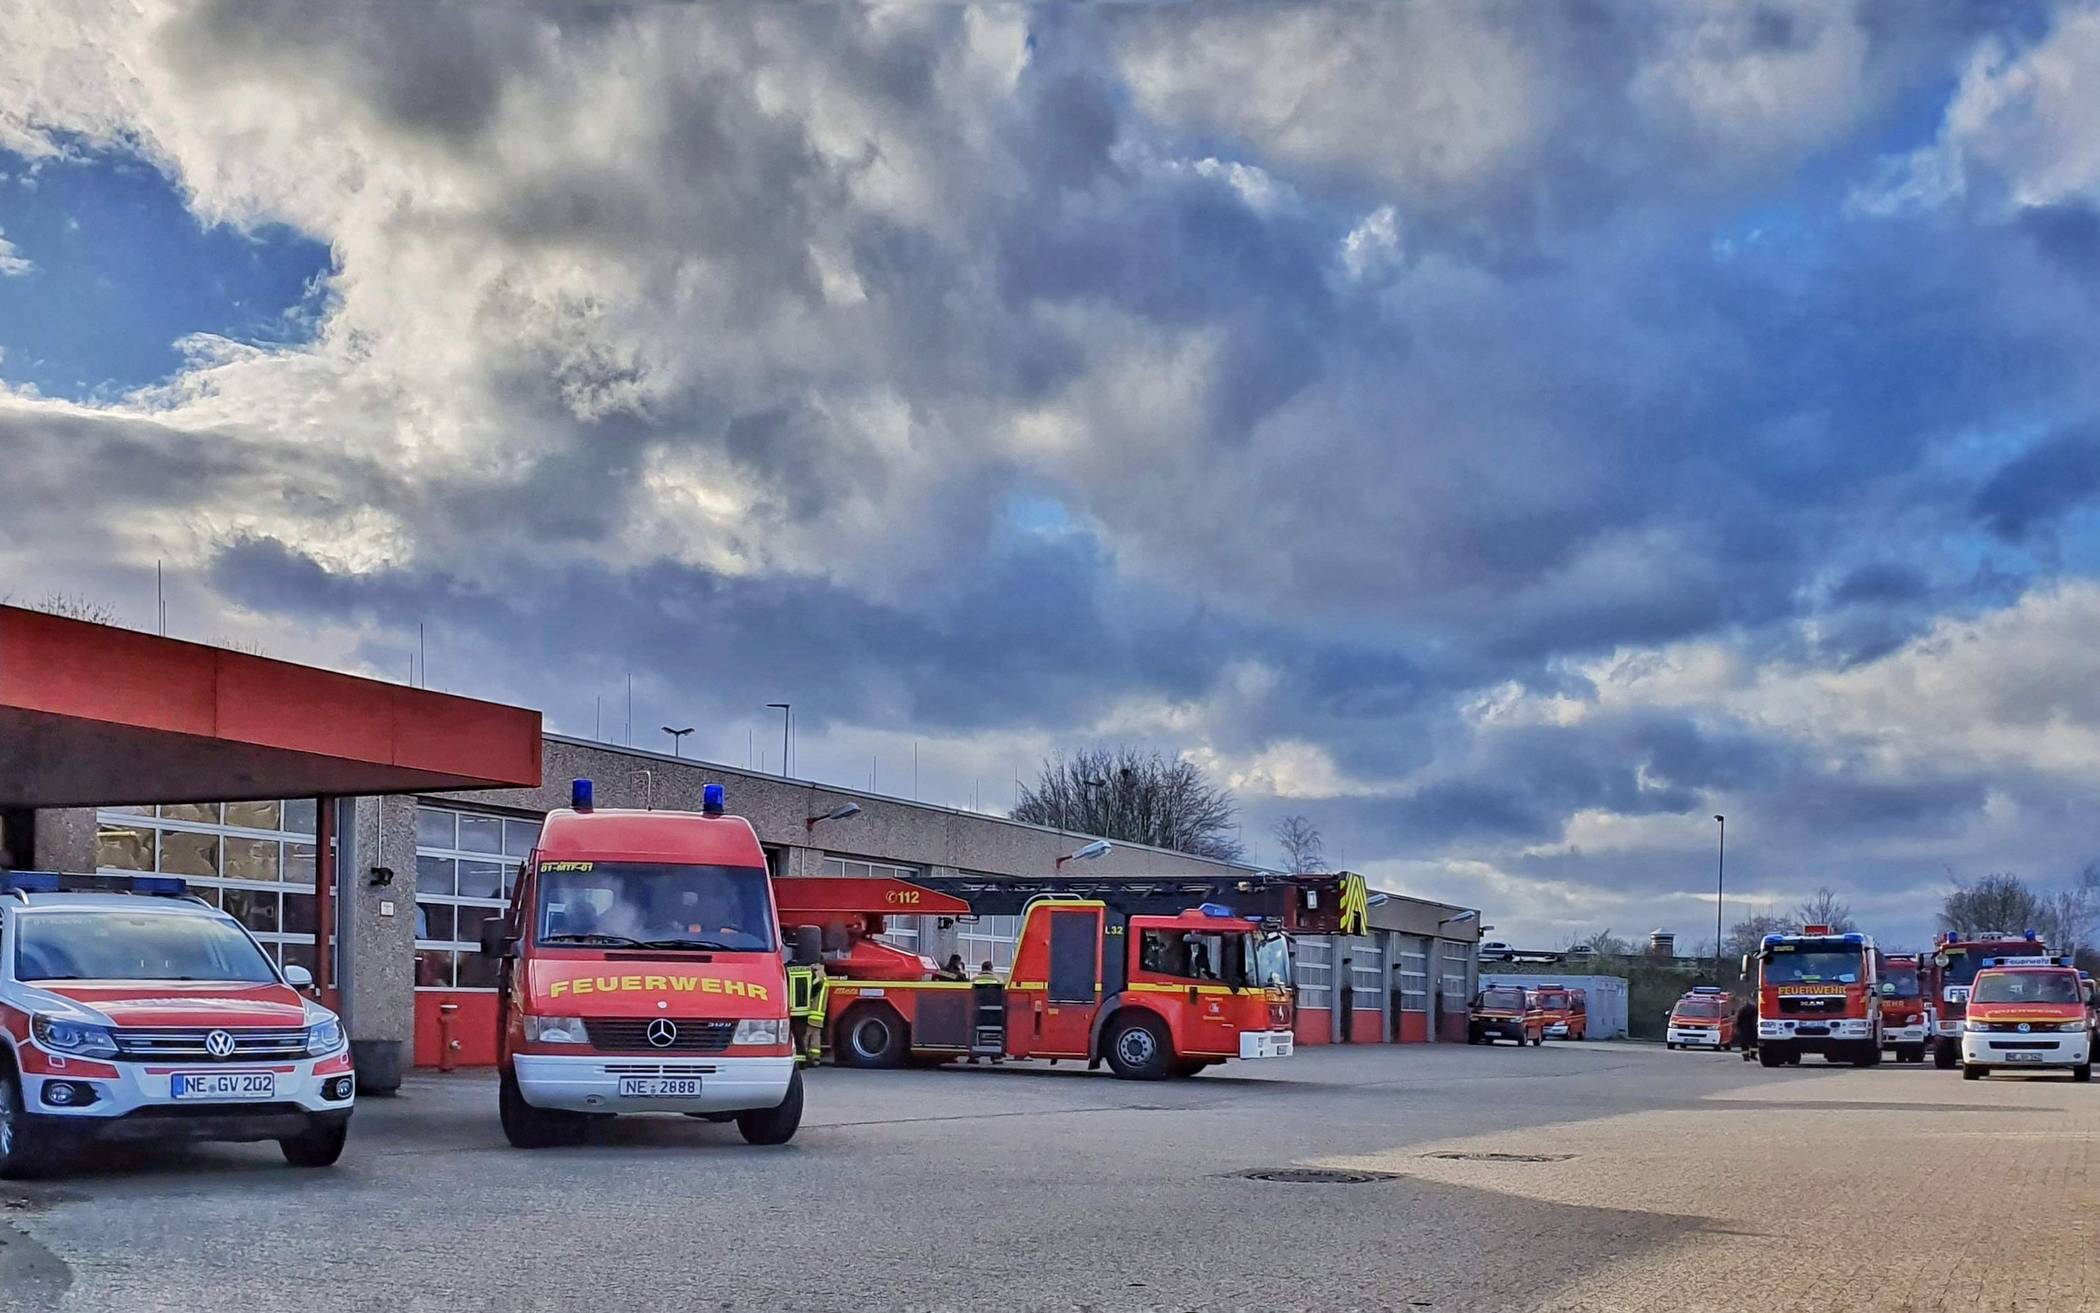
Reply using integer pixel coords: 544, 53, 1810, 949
5, 610, 1480, 1087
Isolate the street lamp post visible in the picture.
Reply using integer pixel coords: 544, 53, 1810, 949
1713, 814, 1726, 979
661, 726, 693, 758
766, 703, 791, 777
805, 802, 862, 833
1056, 839, 1112, 871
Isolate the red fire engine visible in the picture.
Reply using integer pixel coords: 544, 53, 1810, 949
775, 872, 1361, 1080
1877, 952, 1931, 1063
1929, 931, 2047, 1069
1749, 924, 1882, 1067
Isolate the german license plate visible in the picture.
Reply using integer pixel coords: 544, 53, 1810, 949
618, 1077, 702, 1097
2006, 1051, 2044, 1062
172, 1071, 275, 1100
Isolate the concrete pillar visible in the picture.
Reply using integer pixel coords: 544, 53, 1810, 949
345, 795, 419, 1093
31, 807, 96, 872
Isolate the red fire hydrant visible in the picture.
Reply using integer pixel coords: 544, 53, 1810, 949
437, 1001, 461, 1073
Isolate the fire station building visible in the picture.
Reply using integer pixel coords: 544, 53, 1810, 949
1, 606, 1482, 1089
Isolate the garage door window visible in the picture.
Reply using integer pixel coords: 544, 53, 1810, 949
95, 801, 322, 974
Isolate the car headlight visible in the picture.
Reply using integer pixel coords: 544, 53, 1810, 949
2061, 1022, 2088, 1033
32, 1015, 119, 1058
731, 1018, 787, 1046
525, 1015, 590, 1045
306, 1018, 346, 1056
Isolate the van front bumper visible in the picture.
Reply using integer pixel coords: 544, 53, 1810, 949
513, 1053, 795, 1114
1961, 1031, 2090, 1071
20, 1051, 354, 1142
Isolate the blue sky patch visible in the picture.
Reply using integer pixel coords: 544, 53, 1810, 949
0, 148, 330, 399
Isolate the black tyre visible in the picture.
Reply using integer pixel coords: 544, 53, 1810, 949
500, 1068, 583, 1149
2074, 1063, 2092, 1084
735, 1070, 803, 1145
1901, 1045, 1925, 1064
1532, 1034, 1543, 1047
1962, 1063, 1984, 1080
1934, 1041, 1957, 1070
0, 1067, 61, 1181
1758, 1046, 1785, 1068
1668, 1042, 1679, 1051
279, 1119, 348, 1167
1103, 1013, 1173, 1080
838, 1005, 908, 1069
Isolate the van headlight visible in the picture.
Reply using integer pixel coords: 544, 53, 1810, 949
32, 1015, 119, 1058
732, 1018, 787, 1046
2060, 1022, 2088, 1033
306, 1019, 346, 1056
526, 1016, 590, 1045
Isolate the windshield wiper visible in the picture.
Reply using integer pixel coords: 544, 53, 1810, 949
540, 933, 648, 947
635, 938, 738, 952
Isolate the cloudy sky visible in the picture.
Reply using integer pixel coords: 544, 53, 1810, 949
5, 2, 2100, 950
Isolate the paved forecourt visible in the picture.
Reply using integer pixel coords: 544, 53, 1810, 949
4, 1043, 2097, 1312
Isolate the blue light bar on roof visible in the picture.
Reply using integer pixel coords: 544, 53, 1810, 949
702, 783, 726, 816
1845, 933, 1864, 943
571, 778, 594, 812
0, 871, 188, 897
1198, 902, 1234, 918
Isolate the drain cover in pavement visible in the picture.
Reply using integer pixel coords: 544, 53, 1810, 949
1421, 1151, 1572, 1163
1235, 1168, 1399, 1184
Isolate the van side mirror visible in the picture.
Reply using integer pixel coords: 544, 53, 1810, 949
283, 964, 315, 989
790, 925, 822, 968
480, 919, 516, 958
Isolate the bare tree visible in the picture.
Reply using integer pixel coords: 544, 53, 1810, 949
1792, 887, 1856, 933
1940, 873, 2045, 938
2035, 864, 2100, 957
1272, 815, 1327, 872
17, 591, 121, 626
1013, 747, 1244, 862
1724, 909, 1794, 959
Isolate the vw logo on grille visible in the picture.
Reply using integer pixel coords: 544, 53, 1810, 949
204, 1029, 237, 1058
2017, 1022, 2031, 1033
645, 1019, 678, 1048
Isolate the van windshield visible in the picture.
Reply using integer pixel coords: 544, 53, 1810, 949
1478, 987, 1527, 1011
535, 862, 775, 952
1675, 997, 1725, 1019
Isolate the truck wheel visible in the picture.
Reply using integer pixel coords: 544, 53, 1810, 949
1934, 1042, 1957, 1070
0, 1067, 61, 1181
1103, 1014, 1172, 1081
1962, 1063, 1984, 1081
279, 1119, 348, 1167
735, 1070, 804, 1145
1667, 1042, 1678, 1051
500, 1068, 583, 1149
1901, 1044, 1925, 1064
1758, 1046, 1786, 1068
2074, 1063, 2093, 1084
838, 1005, 907, 1069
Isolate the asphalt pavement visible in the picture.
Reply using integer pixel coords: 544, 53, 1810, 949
3, 1042, 2095, 1312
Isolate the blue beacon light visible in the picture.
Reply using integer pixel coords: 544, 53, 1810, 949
702, 784, 727, 816
571, 778, 594, 812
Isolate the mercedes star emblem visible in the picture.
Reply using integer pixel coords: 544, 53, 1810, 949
204, 1029, 237, 1058
645, 1018, 678, 1048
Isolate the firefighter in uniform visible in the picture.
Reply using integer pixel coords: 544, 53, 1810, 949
786, 961, 829, 1066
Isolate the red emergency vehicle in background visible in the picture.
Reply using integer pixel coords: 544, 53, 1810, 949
1666, 987, 1736, 1050
1532, 983, 1586, 1040
1877, 952, 1930, 1063
1749, 924, 1882, 1067
776, 871, 1354, 1080
1468, 984, 1546, 1045
481, 780, 804, 1147
1929, 931, 2046, 1069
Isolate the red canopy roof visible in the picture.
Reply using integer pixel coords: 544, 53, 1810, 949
0, 606, 540, 807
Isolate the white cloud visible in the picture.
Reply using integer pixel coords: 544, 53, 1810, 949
0, 228, 29, 276
1856, 10, 2100, 216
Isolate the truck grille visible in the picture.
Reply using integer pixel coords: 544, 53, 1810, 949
1777, 997, 1844, 1016
584, 1019, 735, 1053
110, 1027, 310, 1061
